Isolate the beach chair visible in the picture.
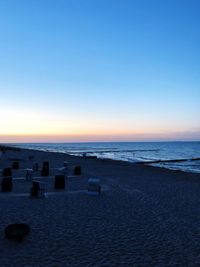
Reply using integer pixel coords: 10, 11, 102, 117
54, 175, 66, 189
12, 161, 19, 170
88, 178, 101, 195
1, 177, 13, 192
30, 181, 45, 198
74, 166, 81, 175
2, 168, 12, 177
5, 223, 30, 241
41, 161, 49, 176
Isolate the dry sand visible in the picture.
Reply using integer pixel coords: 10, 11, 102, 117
0, 146, 200, 267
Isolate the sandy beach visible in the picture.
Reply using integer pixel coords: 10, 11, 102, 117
0, 146, 200, 267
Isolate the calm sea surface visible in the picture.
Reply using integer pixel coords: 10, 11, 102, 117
10, 142, 200, 173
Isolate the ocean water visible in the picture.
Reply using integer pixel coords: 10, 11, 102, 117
10, 142, 200, 173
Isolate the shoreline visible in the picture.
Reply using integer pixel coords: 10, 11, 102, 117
1, 144, 200, 175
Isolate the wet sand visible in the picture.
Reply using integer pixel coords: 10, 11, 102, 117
0, 146, 200, 267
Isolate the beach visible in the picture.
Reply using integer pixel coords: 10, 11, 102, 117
0, 146, 200, 267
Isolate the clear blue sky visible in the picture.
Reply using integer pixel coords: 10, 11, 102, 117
0, 0, 199, 142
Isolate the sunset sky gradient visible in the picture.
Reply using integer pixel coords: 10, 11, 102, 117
0, 0, 199, 142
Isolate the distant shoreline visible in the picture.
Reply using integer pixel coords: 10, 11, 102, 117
1, 143, 200, 176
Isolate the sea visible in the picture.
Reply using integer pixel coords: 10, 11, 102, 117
9, 142, 200, 174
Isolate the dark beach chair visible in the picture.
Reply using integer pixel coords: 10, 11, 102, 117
54, 175, 66, 189
30, 181, 45, 198
12, 161, 19, 170
5, 223, 30, 241
41, 161, 49, 176
2, 168, 12, 177
88, 178, 101, 195
1, 177, 13, 192
73, 166, 82, 175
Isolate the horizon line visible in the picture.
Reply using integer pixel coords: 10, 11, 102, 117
1, 140, 200, 144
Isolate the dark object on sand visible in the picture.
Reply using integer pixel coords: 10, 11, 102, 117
5, 223, 30, 241
1, 177, 13, 192
2, 168, 12, 177
43, 161, 49, 168
30, 181, 40, 197
74, 166, 81, 175
12, 161, 19, 170
30, 181, 45, 197
41, 161, 49, 176
54, 175, 65, 189
41, 167, 49, 176
88, 178, 101, 195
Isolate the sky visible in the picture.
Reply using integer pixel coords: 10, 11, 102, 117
0, 0, 199, 142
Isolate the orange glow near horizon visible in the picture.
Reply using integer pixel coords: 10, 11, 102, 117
0, 107, 199, 142
0, 109, 191, 133
0, 131, 199, 143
